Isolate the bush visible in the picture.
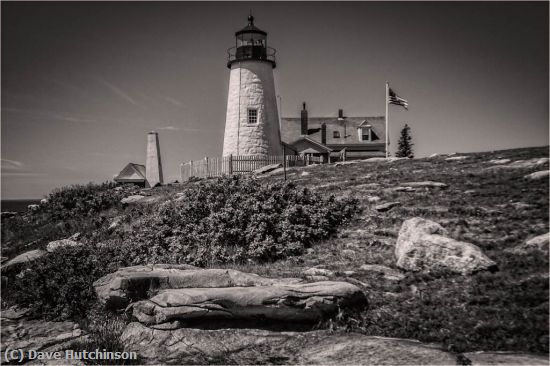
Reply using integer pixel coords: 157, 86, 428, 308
67, 309, 140, 365
7, 176, 359, 319
8, 245, 107, 319
1, 182, 135, 258
44, 182, 131, 220
125, 175, 359, 266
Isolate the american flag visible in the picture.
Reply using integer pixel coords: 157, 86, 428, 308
389, 88, 409, 110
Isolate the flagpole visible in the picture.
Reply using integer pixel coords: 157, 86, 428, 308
385, 81, 389, 158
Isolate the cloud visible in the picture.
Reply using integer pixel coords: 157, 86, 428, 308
97, 78, 139, 106
2, 107, 99, 124
1, 159, 23, 170
2, 172, 47, 177
158, 125, 180, 131
163, 96, 184, 107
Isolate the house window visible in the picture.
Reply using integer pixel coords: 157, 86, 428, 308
359, 127, 371, 141
247, 108, 258, 124
333, 131, 340, 138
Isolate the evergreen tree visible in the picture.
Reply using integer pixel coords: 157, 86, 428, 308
396, 124, 414, 158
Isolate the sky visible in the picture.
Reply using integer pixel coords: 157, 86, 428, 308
1, 1, 548, 199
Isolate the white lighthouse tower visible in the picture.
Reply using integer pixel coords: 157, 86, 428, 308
222, 15, 282, 157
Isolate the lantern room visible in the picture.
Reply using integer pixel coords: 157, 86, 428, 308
227, 15, 276, 68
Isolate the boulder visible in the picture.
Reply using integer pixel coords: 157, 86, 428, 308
302, 268, 334, 277
488, 158, 511, 165
46, 238, 82, 253
1, 211, 18, 219
359, 264, 405, 281
120, 195, 146, 204
428, 153, 440, 158
3, 249, 46, 270
375, 202, 401, 212
127, 281, 366, 325
121, 323, 456, 365
94, 265, 300, 309
391, 186, 416, 192
445, 156, 469, 161
490, 158, 549, 169
395, 217, 497, 274
524, 170, 549, 180
253, 163, 282, 175
301, 171, 310, 176
401, 181, 448, 189
506, 233, 549, 255
40, 198, 48, 205
28, 204, 40, 211
463, 351, 549, 365
367, 196, 381, 203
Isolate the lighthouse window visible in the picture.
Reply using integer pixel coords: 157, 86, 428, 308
247, 108, 258, 124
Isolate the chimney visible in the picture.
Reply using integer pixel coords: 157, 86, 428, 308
321, 123, 327, 144
338, 109, 344, 120
146, 131, 163, 187
300, 102, 308, 135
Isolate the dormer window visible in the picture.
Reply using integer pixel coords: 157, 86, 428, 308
247, 108, 258, 124
333, 131, 340, 138
359, 126, 371, 141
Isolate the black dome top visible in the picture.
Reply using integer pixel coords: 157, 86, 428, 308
235, 14, 267, 36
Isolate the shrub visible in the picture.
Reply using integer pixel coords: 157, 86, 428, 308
44, 182, 132, 220
1, 182, 136, 258
8, 245, 106, 319
7, 176, 359, 319
68, 308, 140, 365
125, 175, 359, 266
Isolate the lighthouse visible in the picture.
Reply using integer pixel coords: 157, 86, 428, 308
222, 15, 282, 157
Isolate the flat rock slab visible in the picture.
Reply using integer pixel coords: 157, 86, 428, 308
401, 181, 448, 189
360, 264, 405, 281
253, 163, 283, 175
302, 268, 334, 277
3, 249, 46, 270
463, 351, 549, 365
1, 316, 84, 355
506, 233, 549, 255
395, 217, 497, 274
364, 157, 408, 163
94, 265, 302, 309
128, 281, 366, 325
375, 202, 401, 212
121, 322, 457, 365
445, 156, 469, 161
524, 170, 549, 180
489, 158, 549, 169
488, 158, 511, 165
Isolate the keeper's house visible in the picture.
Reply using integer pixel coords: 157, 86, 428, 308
281, 103, 386, 163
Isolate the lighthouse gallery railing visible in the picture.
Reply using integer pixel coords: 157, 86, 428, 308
180, 154, 321, 181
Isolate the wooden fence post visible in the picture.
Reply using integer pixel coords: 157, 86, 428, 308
229, 154, 233, 175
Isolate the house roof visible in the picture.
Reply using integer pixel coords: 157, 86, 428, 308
281, 116, 386, 146
114, 163, 146, 182
288, 136, 333, 153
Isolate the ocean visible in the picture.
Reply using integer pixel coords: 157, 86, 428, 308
1, 199, 41, 213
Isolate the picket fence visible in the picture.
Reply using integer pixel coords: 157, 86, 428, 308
180, 154, 322, 181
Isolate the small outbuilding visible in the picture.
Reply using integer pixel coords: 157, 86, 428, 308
114, 163, 148, 187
